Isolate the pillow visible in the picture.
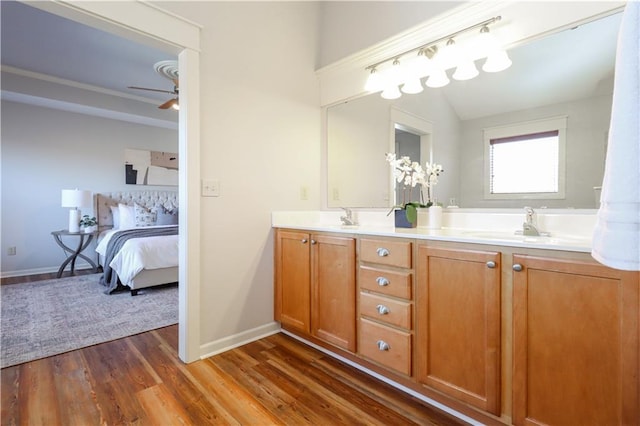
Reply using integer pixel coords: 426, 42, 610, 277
154, 204, 178, 225
118, 204, 136, 229
134, 203, 157, 227
110, 206, 120, 229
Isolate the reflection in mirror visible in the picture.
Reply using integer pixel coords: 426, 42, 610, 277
326, 11, 621, 209
395, 129, 421, 205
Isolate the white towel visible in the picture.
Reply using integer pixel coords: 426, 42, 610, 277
592, 1, 640, 271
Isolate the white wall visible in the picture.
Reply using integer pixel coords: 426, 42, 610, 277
0, 100, 178, 275
317, 1, 462, 67
459, 93, 612, 208
160, 1, 322, 347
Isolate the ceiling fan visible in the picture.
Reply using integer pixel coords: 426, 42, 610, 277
128, 60, 179, 110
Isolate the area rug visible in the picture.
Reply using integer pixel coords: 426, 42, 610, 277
1, 273, 178, 368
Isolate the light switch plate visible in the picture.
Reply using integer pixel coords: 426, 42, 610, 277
202, 179, 220, 197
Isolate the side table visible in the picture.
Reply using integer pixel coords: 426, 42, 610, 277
51, 230, 99, 278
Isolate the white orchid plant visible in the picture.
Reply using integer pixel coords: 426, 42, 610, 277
386, 153, 444, 223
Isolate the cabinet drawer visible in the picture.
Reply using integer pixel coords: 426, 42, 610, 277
359, 318, 411, 376
360, 238, 412, 268
359, 266, 412, 300
360, 292, 412, 330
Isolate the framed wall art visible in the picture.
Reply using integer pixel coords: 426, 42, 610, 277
125, 149, 178, 186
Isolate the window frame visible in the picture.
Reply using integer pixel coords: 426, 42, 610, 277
483, 116, 568, 200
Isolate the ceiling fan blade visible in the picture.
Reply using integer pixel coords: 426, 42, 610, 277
158, 98, 178, 110
128, 86, 176, 95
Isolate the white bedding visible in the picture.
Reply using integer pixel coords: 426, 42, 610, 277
96, 226, 179, 285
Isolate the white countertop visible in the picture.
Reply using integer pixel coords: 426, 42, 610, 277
272, 209, 597, 253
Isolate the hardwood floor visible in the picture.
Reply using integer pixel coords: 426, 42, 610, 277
1, 325, 465, 425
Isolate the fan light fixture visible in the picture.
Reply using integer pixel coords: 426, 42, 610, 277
364, 16, 511, 98
128, 60, 179, 110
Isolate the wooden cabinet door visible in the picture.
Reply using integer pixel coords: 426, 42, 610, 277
275, 230, 311, 333
513, 255, 639, 426
311, 234, 356, 352
416, 246, 501, 415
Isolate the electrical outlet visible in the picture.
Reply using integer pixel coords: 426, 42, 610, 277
7, 246, 16, 256
332, 187, 340, 201
202, 179, 220, 197
300, 186, 309, 200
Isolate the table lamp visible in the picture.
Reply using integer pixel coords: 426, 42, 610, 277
61, 189, 92, 233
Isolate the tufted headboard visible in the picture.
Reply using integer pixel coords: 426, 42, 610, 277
95, 190, 178, 227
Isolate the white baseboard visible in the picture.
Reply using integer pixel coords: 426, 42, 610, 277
199, 321, 281, 360
1, 263, 96, 279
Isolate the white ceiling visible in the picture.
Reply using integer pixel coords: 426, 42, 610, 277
1, 1, 177, 103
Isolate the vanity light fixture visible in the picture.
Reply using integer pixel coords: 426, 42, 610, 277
449, 39, 480, 81
364, 16, 510, 98
425, 66, 450, 88
380, 59, 403, 99
479, 25, 513, 72
400, 49, 431, 94
364, 68, 384, 92
423, 46, 450, 88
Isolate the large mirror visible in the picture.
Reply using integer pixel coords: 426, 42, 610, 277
327, 11, 621, 209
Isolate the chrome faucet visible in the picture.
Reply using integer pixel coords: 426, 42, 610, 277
340, 207, 357, 226
522, 206, 541, 236
519, 206, 549, 237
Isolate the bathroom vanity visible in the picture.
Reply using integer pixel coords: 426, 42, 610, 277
273, 210, 639, 426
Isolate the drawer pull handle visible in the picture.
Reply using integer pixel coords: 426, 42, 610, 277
301, 238, 308, 244
513, 263, 523, 272
376, 247, 390, 257
376, 277, 389, 287
376, 304, 390, 315
311, 239, 317, 245
486, 261, 496, 269
377, 340, 390, 351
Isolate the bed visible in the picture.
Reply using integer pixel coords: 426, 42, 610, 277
94, 191, 179, 295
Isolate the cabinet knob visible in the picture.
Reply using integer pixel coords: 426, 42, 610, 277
376, 340, 390, 351
376, 247, 390, 257
513, 263, 523, 272
311, 239, 317, 245
376, 304, 390, 315
301, 238, 308, 244
486, 261, 496, 269
376, 276, 389, 287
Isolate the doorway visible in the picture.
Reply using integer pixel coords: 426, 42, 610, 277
27, 1, 202, 363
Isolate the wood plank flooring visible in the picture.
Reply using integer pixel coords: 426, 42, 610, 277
1, 325, 466, 425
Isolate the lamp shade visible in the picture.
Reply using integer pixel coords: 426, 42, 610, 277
61, 189, 92, 208
426, 67, 450, 88
483, 50, 512, 72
